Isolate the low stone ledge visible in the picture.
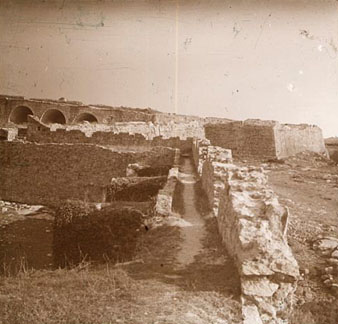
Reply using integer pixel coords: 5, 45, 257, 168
155, 177, 177, 217
155, 149, 180, 217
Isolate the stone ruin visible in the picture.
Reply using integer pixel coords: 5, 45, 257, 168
0, 94, 330, 323
193, 139, 299, 323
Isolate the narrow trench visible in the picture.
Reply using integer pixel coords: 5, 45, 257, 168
168, 153, 241, 298
175, 155, 206, 267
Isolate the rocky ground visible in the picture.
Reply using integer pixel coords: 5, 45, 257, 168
263, 152, 338, 324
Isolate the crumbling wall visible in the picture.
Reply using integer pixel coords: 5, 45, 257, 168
26, 117, 194, 152
205, 120, 277, 159
193, 140, 232, 215
274, 124, 327, 158
192, 138, 210, 176
155, 149, 180, 217
199, 145, 233, 216
217, 166, 299, 324
0, 142, 175, 206
196, 145, 299, 324
201, 160, 234, 217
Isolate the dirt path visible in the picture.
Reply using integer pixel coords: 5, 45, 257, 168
175, 156, 205, 267
120, 155, 241, 324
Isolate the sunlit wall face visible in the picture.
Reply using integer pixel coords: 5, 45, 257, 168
1, 0, 337, 136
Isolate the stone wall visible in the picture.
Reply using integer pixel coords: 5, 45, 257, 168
155, 149, 180, 217
205, 119, 327, 160
0, 95, 155, 126
274, 123, 327, 158
1, 94, 232, 129
205, 120, 277, 159
192, 138, 210, 176
217, 166, 299, 324
0, 142, 175, 206
25, 116, 195, 152
196, 145, 299, 324
193, 140, 232, 215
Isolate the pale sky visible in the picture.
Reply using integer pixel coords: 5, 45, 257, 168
1, 0, 338, 136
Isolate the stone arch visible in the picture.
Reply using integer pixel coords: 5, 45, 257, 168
75, 112, 98, 123
41, 109, 66, 124
9, 106, 34, 124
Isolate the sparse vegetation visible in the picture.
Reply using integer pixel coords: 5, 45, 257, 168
0, 264, 140, 324
53, 201, 146, 267
0, 193, 241, 324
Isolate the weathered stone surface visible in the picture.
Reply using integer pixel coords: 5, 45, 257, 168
196, 144, 299, 324
241, 261, 275, 276
331, 249, 338, 259
192, 138, 210, 176
313, 237, 338, 253
168, 167, 179, 179
155, 192, 173, 217
205, 119, 327, 159
242, 277, 279, 297
192, 138, 232, 177
155, 167, 178, 217
242, 304, 263, 324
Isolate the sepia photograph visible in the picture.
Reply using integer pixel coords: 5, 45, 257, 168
0, 0, 338, 323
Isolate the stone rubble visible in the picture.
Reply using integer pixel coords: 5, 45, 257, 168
312, 236, 338, 296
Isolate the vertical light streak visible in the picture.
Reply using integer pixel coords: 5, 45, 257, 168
174, 0, 179, 114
